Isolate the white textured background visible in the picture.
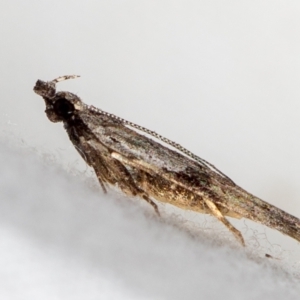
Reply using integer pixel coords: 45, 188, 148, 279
1, 1, 300, 299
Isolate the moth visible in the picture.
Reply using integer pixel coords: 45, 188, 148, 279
34, 75, 300, 246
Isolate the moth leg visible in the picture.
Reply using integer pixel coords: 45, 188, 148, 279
110, 155, 160, 216
93, 166, 108, 194
140, 193, 160, 216
117, 161, 160, 216
204, 198, 245, 246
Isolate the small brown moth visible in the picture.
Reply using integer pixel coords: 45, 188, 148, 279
34, 75, 300, 246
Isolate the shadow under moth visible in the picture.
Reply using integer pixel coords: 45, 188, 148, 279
34, 75, 300, 246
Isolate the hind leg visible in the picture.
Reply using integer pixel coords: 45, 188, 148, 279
204, 198, 245, 246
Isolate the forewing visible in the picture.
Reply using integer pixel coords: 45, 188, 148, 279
80, 110, 234, 188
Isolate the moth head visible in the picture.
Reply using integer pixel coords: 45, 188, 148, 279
44, 92, 85, 123
34, 75, 83, 123
34, 79, 56, 99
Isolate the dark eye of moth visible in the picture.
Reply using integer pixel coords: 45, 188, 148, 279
53, 98, 75, 119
